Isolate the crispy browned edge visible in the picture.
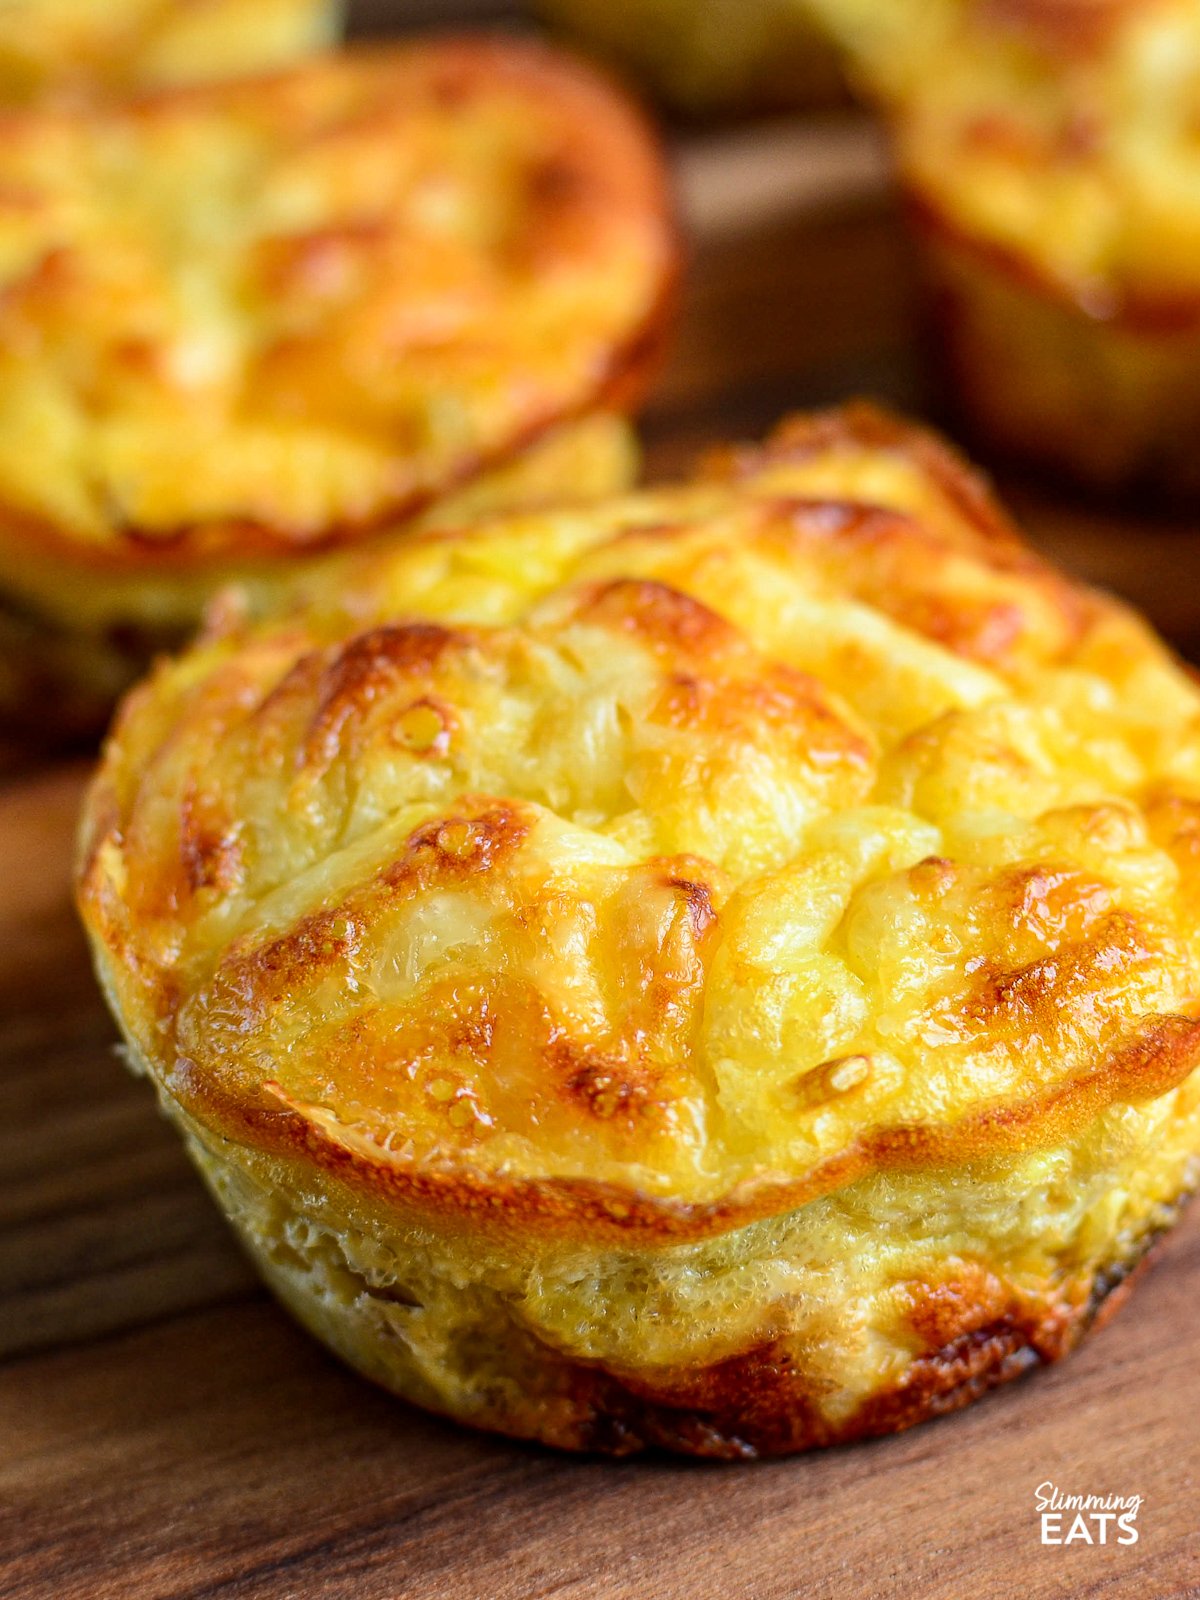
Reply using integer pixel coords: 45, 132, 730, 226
904, 181, 1200, 496
356, 1196, 1185, 1458
75, 400, 1200, 1251
699, 397, 1028, 548
904, 182, 1200, 335
0, 35, 681, 574
154, 1011, 1198, 1252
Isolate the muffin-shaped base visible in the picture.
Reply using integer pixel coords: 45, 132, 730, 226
179, 1086, 1198, 1459
916, 200, 1200, 500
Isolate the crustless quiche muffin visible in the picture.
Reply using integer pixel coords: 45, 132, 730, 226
0, 0, 343, 103
77, 404, 1200, 1457
0, 38, 675, 737
804, 0, 1200, 496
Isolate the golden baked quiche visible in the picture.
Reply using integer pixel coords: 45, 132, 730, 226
78, 405, 1200, 1457
0, 0, 342, 102
804, 0, 1200, 495
0, 38, 674, 737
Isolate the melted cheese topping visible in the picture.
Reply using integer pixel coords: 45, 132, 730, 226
0, 0, 341, 101
0, 39, 674, 564
806, 0, 1200, 310
78, 406, 1200, 1221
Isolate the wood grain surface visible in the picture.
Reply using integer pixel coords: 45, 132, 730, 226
5, 15, 1200, 1598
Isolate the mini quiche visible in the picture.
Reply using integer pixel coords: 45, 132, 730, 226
77, 404, 1200, 1456
0, 38, 675, 738
804, 0, 1200, 497
0, 0, 342, 102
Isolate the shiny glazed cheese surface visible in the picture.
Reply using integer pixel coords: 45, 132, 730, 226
79, 407, 1200, 1233
0, 39, 674, 565
806, 0, 1200, 310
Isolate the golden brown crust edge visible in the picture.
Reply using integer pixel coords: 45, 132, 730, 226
906, 179, 1200, 499
553, 1224, 1173, 1457
245, 1186, 1185, 1460
95, 912, 1200, 1251
503, 1227, 1174, 1459
0, 410, 644, 743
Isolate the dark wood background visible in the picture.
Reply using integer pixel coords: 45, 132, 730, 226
4, 5, 1200, 1598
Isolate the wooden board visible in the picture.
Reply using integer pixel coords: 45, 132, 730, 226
6, 81, 1200, 1600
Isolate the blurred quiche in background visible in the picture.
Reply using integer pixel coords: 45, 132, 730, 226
79, 404, 1200, 1457
0, 0, 343, 101
804, 0, 1200, 497
533, 0, 846, 116
0, 37, 676, 740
